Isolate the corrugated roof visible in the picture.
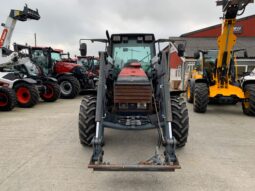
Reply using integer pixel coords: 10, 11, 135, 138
171, 37, 255, 58
181, 15, 255, 37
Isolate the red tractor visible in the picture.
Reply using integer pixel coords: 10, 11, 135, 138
29, 47, 85, 98
29, 47, 99, 98
78, 31, 189, 172
77, 56, 99, 87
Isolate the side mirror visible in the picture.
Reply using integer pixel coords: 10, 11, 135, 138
177, 44, 185, 57
194, 51, 200, 59
80, 43, 87, 57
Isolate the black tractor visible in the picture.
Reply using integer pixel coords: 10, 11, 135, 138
78, 31, 189, 171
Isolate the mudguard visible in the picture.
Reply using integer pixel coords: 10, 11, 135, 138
13, 78, 37, 87
55, 72, 73, 79
44, 76, 57, 82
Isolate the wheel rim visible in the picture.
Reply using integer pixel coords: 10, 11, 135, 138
43, 84, 54, 99
0, 93, 8, 107
60, 81, 72, 95
16, 87, 31, 104
244, 90, 250, 109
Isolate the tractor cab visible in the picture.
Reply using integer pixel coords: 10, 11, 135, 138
110, 34, 155, 71
30, 47, 81, 75
77, 56, 99, 75
194, 49, 247, 86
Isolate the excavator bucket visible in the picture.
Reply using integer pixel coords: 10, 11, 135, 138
10, 5, 40, 21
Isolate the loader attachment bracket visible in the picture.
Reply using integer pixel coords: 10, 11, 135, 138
88, 162, 180, 172
10, 4, 40, 21
88, 147, 180, 172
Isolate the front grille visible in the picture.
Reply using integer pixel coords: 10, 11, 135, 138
114, 84, 152, 104
117, 116, 150, 126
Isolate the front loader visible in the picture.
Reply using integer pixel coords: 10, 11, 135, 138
0, 5, 41, 108
187, 0, 255, 116
78, 32, 189, 172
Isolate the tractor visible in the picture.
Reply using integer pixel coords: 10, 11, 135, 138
187, 0, 255, 116
13, 43, 61, 102
0, 5, 42, 108
29, 47, 80, 98
29, 46, 97, 98
77, 55, 99, 88
78, 31, 189, 171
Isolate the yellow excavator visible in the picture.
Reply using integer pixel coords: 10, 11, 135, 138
187, 0, 255, 116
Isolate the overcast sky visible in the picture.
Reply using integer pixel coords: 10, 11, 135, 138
0, 0, 254, 56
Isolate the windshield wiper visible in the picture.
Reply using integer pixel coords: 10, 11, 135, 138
139, 53, 151, 62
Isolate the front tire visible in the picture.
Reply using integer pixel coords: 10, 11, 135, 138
171, 96, 189, 148
0, 87, 16, 111
79, 95, 96, 146
242, 84, 255, 116
58, 75, 80, 99
40, 82, 60, 102
14, 83, 39, 108
193, 83, 208, 113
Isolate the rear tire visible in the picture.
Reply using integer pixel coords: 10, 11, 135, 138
186, 82, 193, 103
14, 83, 39, 108
58, 75, 80, 99
171, 96, 189, 148
79, 95, 96, 146
193, 83, 208, 113
0, 87, 16, 111
242, 84, 255, 116
40, 81, 60, 102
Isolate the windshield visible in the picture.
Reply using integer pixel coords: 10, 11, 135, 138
31, 49, 49, 74
51, 52, 61, 62
78, 58, 99, 70
204, 50, 218, 63
113, 40, 153, 69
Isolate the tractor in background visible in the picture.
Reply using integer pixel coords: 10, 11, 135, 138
77, 55, 99, 89
13, 43, 60, 102
0, 5, 41, 108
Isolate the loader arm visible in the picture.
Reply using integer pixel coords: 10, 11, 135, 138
215, 0, 253, 87
0, 5, 40, 68
0, 5, 40, 49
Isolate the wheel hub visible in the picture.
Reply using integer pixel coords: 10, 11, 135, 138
43, 84, 54, 98
60, 81, 72, 95
16, 87, 31, 104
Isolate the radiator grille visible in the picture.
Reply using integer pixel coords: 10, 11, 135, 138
114, 84, 152, 104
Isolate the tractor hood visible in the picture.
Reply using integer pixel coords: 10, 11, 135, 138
117, 62, 149, 83
54, 61, 80, 74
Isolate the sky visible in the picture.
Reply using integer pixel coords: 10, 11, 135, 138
0, 0, 254, 56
